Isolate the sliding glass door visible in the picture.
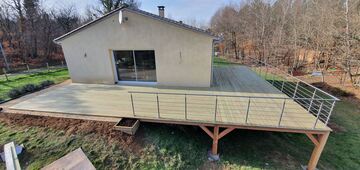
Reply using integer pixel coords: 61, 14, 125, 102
114, 50, 156, 82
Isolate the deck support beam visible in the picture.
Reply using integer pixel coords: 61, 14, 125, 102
199, 126, 236, 155
212, 126, 219, 155
306, 132, 330, 170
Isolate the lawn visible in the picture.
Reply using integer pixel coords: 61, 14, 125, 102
0, 68, 69, 101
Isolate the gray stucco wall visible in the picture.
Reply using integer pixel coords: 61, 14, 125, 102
59, 9, 213, 87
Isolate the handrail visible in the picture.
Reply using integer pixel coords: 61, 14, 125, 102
127, 59, 339, 129
129, 91, 289, 99
250, 57, 340, 101
128, 91, 336, 101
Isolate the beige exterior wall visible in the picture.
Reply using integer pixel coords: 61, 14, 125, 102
59, 9, 214, 87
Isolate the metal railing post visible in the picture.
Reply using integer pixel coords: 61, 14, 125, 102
156, 94, 160, 118
245, 97, 251, 123
325, 100, 336, 125
293, 81, 299, 98
130, 93, 135, 116
308, 89, 317, 112
184, 94, 187, 120
313, 102, 323, 129
278, 99, 286, 127
214, 96, 218, 122
280, 80, 285, 92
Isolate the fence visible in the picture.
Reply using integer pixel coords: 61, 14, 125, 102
0, 61, 67, 80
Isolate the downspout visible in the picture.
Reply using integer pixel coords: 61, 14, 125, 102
210, 39, 215, 86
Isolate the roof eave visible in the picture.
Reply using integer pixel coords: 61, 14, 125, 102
53, 6, 218, 43
53, 7, 126, 43
124, 8, 217, 39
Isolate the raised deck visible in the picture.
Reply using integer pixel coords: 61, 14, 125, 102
3, 65, 337, 170
7, 66, 330, 131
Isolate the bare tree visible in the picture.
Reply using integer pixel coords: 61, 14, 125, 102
97, 0, 140, 14
210, 0, 360, 86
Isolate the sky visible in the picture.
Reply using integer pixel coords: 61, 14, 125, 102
41, 0, 237, 25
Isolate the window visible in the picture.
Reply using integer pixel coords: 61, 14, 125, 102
114, 50, 156, 82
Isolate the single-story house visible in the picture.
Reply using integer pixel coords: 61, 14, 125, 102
54, 5, 217, 87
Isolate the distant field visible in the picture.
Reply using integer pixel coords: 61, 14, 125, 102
0, 68, 69, 101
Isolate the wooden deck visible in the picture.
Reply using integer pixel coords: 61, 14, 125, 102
7, 66, 330, 132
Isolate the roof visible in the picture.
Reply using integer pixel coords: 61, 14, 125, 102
54, 6, 216, 43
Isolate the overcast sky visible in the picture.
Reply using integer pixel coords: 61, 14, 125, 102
41, 0, 237, 25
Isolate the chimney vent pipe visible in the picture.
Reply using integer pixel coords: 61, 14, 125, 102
158, 6, 165, 17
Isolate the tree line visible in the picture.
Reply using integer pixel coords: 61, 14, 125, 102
0, 0, 139, 71
210, 0, 360, 85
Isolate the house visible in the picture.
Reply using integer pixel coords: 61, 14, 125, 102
54, 6, 216, 87
3, 5, 339, 170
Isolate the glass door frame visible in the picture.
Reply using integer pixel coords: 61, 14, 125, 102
112, 50, 157, 86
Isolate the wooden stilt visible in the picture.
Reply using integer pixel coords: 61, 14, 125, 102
212, 126, 219, 155
307, 132, 330, 170
199, 126, 236, 156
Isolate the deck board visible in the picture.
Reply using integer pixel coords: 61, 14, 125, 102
9, 66, 330, 131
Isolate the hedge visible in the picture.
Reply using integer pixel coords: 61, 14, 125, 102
7, 80, 55, 99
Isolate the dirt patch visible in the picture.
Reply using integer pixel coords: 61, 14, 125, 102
0, 113, 142, 147
265, 151, 299, 169
327, 122, 347, 133
311, 82, 354, 97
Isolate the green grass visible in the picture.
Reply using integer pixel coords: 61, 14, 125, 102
0, 69, 69, 101
213, 57, 235, 66
1, 100, 358, 169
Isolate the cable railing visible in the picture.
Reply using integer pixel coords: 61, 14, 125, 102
128, 90, 337, 130
126, 59, 339, 130
246, 57, 339, 126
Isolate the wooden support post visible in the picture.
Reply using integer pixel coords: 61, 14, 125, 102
212, 126, 219, 155
199, 126, 236, 156
305, 133, 320, 146
307, 132, 330, 170
199, 126, 214, 139
218, 127, 235, 140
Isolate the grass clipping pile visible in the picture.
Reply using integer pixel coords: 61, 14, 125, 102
0, 113, 135, 145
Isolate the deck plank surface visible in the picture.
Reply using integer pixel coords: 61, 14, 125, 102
9, 66, 330, 131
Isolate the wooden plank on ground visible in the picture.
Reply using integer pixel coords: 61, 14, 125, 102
4, 142, 21, 170
41, 148, 95, 170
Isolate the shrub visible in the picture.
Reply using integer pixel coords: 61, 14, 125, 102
40, 80, 55, 88
7, 80, 55, 99
8, 88, 22, 99
21, 84, 39, 93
